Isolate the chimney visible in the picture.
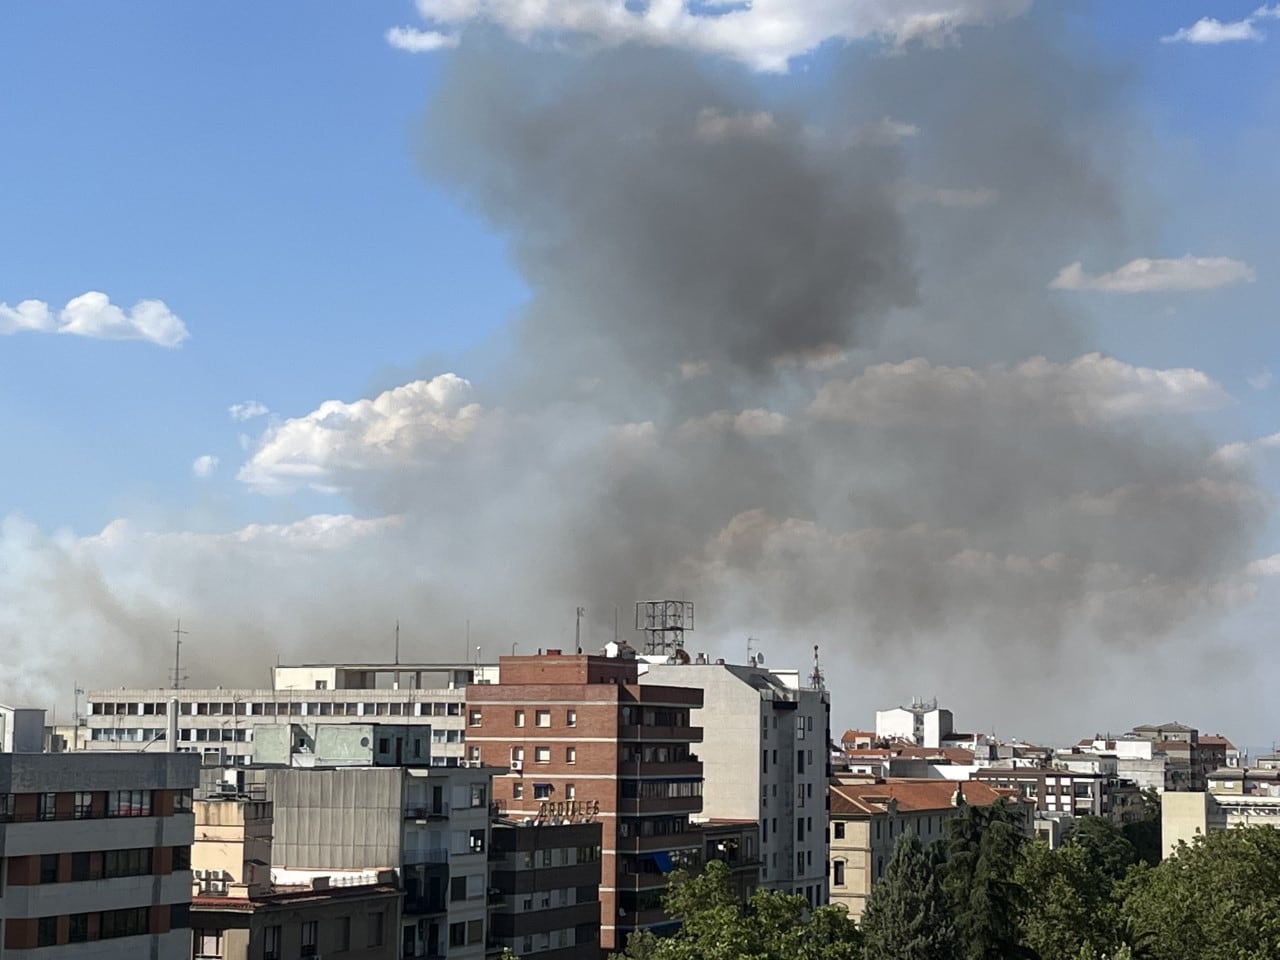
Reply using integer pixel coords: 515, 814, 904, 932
952, 782, 965, 807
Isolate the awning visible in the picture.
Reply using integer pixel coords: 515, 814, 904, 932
652, 851, 674, 872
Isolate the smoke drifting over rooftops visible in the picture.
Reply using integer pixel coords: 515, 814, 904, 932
0, 18, 1269, 739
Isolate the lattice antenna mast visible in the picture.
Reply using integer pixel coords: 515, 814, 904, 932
634, 601, 694, 656
171, 619, 190, 690
808, 644, 826, 691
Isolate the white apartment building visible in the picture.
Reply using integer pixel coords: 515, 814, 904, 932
875, 699, 954, 749
640, 658, 830, 906
0, 752, 198, 959
81, 662, 497, 767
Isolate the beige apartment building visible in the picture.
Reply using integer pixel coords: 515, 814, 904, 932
828, 779, 1021, 923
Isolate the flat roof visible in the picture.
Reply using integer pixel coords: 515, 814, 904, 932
280, 662, 499, 671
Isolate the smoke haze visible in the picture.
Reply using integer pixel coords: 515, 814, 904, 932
1, 17, 1271, 741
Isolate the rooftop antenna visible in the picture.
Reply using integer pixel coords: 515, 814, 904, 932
575, 606, 586, 654
635, 600, 694, 656
170, 619, 189, 690
746, 636, 759, 666
394, 620, 400, 666
808, 645, 825, 691
73, 683, 85, 725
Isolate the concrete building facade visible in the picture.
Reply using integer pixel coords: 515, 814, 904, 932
0, 709, 45, 756
640, 660, 829, 904
82, 662, 497, 767
466, 651, 704, 953
0, 752, 198, 959
874, 700, 953, 749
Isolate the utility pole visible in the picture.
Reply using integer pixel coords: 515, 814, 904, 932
575, 606, 586, 653
171, 619, 189, 689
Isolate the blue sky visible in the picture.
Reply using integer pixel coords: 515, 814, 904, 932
2, 1, 1279, 743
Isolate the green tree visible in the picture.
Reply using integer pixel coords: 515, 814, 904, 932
609, 859, 862, 960
1067, 816, 1137, 888
1120, 825, 1280, 960
1120, 789, 1162, 866
1016, 839, 1119, 960
861, 829, 956, 960
944, 801, 1035, 960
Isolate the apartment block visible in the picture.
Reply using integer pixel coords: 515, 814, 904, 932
262, 764, 493, 960
0, 752, 198, 958
466, 650, 704, 952
827, 779, 1023, 923
190, 796, 400, 960
82, 662, 496, 766
640, 659, 829, 903
874, 699, 953, 749
488, 821, 603, 959
0, 708, 45, 755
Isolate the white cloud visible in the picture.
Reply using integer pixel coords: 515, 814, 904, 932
676, 408, 791, 441
385, 25, 460, 51
391, 0, 1031, 72
191, 455, 220, 478
0, 291, 188, 347
228, 400, 270, 421
1212, 430, 1280, 465
1248, 554, 1280, 576
679, 360, 711, 381
238, 373, 485, 494
695, 108, 777, 141
1162, 6, 1280, 44
1246, 368, 1272, 391
809, 353, 1230, 426
773, 343, 850, 372
1049, 256, 1256, 293
850, 117, 920, 146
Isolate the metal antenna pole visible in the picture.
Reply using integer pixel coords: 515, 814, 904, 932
171, 619, 190, 689
575, 606, 585, 653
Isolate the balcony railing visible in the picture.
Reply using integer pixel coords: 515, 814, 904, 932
404, 804, 450, 820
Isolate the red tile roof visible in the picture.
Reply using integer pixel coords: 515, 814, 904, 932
830, 778, 1010, 816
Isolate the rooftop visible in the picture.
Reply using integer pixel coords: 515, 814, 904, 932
830, 778, 1010, 816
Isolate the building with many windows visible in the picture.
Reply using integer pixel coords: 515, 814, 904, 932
467, 649, 704, 952
487, 821, 602, 960
640, 659, 829, 905
0, 751, 198, 957
81, 662, 497, 766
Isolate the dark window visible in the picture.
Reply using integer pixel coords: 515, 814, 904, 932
451, 876, 467, 902
38, 792, 57, 821
469, 829, 485, 853
170, 903, 190, 930
175, 789, 193, 813
467, 919, 483, 944
450, 922, 467, 947
101, 906, 149, 939
38, 916, 58, 946
74, 791, 94, 819
106, 790, 152, 817
367, 912, 384, 948
103, 848, 153, 879
833, 822, 846, 840
172, 845, 192, 871
71, 851, 91, 882
336, 917, 351, 951
264, 925, 282, 960
40, 853, 59, 883
301, 920, 318, 954
69, 913, 90, 942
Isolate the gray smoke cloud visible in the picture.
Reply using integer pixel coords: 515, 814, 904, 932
2, 17, 1270, 741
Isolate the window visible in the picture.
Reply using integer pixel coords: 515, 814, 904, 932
298, 920, 318, 954
469, 829, 486, 853
536, 710, 551, 727
450, 922, 467, 947
71, 851, 91, 881
107, 790, 152, 817
101, 906, 149, 939
566, 746, 577, 764
175, 789, 194, 813
513, 782, 524, 799
470, 783, 487, 808
797, 820, 805, 841
74, 791, 94, 819
535, 746, 551, 763
173, 845, 192, 871
469, 709, 482, 726
515, 710, 526, 727
69, 913, 89, 943
833, 822, 845, 840
796, 751, 805, 774
40, 853, 59, 883
195, 929, 224, 958
38, 916, 58, 947
467, 920, 483, 944
38, 792, 57, 821
104, 848, 153, 879
336, 917, 351, 951
452, 876, 467, 901
367, 912, 384, 948
565, 784, 576, 799
264, 924, 282, 959
567, 709, 577, 727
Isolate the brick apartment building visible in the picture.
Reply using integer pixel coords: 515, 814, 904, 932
466, 650, 704, 953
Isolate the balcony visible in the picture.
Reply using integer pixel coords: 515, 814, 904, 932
622, 760, 702, 778
618, 725, 703, 743
404, 804, 450, 820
